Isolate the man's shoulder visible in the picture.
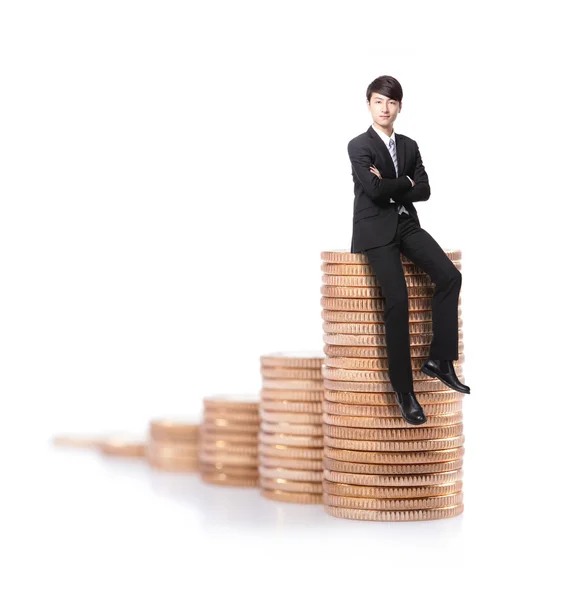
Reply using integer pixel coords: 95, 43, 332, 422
347, 131, 369, 148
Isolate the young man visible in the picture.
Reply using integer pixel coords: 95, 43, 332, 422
347, 75, 470, 426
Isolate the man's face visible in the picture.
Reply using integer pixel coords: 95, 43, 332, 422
367, 92, 401, 128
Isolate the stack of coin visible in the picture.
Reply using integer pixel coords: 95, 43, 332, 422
147, 419, 200, 471
199, 394, 260, 486
320, 249, 466, 521
259, 351, 326, 504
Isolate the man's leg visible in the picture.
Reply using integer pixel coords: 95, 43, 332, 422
398, 217, 462, 361
363, 242, 414, 392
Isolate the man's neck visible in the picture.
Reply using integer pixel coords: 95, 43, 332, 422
373, 122, 394, 137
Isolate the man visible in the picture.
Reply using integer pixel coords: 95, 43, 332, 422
347, 75, 470, 426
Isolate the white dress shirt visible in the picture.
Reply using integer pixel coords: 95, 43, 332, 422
371, 124, 412, 215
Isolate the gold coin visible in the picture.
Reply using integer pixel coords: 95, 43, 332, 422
323, 412, 463, 428
259, 432, 323, 448
324, 503, 464, 521
323, 479, 463, 498
324, 446, 465, 464
320, 249, 462, 263
324, 491, 463, 510
199, 451, 258, 466
98, 437, 147, 457
260, 456, 324, 470
203, 422, 260, 434
261, 389, 325, 401
259, 466, 323, 481
203, 394, 259, 412
324, 341, 464, 358
200, 463, 258, 477
322, 308, 462, 324
261, 366, 323, 380
324, 435, 465, 452
260, 410, 323, 424
199, 431, 258, 444
322, 423, 463, 441
203, 410, 259, 422
323, 377, 465, 393
262, 378, 325, 391
259, 444, 324, 460
321, 296, 461, 312
322, 363, 463, 381
322, 284, 435, 299
323, 456, 463, 475
260, 351, 326, 369
322, 400, 463, 417
259, 400, 322, 414
323, 355, 463, 370
199, 442, 258, 455
261, 422, 324, 436
324, 389, 464, 405
201, 472, 258, 487
321, 262, 461, 276
322, 274, 433, 288
323, 331, 464, 348
147, 444, 199, 459
260, 477, 323, 494
148, 457, 200, 472
260, 489, 323, 504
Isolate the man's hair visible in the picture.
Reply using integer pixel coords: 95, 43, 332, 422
366, 75, 403, 104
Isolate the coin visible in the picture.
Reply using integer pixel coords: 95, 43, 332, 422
322, 400, 463, 416
323, 412, 463, 428
260, 489, 323, 504
323, 491, 464, 510
324, 389, 464, 405
324, 341, 464, 358
259, 432, 323, 448
259, 466, 323, 481
261, 366, 323, 380
323, 479, 463, 498
323, 456, 463, 475
322, 423, 463, 441
98, 436, 147, 457
324, 446, 465, 464
323, 503, 464, 521
260, 351, 326, 369
260, 478, 323, 494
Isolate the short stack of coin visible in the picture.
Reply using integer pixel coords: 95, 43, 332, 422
320, 249, 466, 522
199, 394, 260, 486
259, 351, 326, 504
147, 419, 200, 471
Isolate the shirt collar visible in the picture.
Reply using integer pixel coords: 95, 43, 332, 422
372, 123, 395, 147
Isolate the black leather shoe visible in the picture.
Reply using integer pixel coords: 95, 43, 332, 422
394, 391, 427, 425
421, 359, 470, 394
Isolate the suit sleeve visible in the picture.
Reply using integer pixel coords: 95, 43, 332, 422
395, 143, 431, 203
348, 140, 412, 203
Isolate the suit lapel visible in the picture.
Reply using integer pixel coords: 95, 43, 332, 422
367, 125, 406, 177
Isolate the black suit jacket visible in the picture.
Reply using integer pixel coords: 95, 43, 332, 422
348, 125, 431, 253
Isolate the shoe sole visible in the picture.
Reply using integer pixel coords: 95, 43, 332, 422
420, 365, 470, 394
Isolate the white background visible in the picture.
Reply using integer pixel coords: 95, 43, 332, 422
1, 1, 566, 598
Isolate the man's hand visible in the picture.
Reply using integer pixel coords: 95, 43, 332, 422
369, 165, 382, 179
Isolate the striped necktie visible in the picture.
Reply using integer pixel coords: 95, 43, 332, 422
388, 138, 409, 216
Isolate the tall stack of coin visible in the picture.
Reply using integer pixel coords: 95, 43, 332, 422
199, 394, 260, 486
320, 249, 466, 521
146, 419, 200, 471
259, 351, 326, 504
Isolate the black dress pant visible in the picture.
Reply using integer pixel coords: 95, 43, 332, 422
362, 211, 462, 393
